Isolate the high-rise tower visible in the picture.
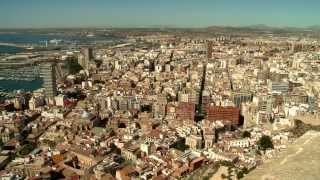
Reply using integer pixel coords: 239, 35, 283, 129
40, 63, 57, 97
78, 47, 93, 70
207, 41, 213, 59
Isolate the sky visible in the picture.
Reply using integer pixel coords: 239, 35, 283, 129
0, 0, 319, 28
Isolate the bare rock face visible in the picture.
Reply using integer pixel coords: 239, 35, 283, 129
244, 131, 320, 180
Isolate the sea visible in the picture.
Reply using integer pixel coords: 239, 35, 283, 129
0, 45, 24, 54
0, 32, 122, 100
0, 78, 43, 100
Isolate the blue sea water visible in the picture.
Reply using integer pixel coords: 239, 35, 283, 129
0, 32, 120, 45
0, 33, 61, 44
0, 32, 122, 55
0, 78, 43, 100
0, 78, 43, 92
0, 45, 24, 54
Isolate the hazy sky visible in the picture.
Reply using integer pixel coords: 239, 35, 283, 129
0, 0, 319, 28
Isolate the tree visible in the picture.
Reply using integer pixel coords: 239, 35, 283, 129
48, 141, 56, 148
257, 135, 274, 151
237, 171, 244, 179
172, 138, 189, 151
18, 144, 34, 156
220, 161, 234, 167
242, 131, 251, 138
237, 167, 249, 179
242, 167, 249, 174
66, 58, 83, 74
269, 117, 275, 124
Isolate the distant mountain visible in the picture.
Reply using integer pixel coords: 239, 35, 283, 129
244, 24, 278, 30
205, 24, 320, 33
206, 24, 280, 31
307, 25, 320, 30
205, 24, 281, 33
243, 25, 301, 31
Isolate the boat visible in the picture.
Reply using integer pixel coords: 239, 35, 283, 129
49, 39, 62, 44
87, 33, 95, 37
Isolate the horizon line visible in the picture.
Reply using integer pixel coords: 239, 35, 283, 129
0, 24, 320, 30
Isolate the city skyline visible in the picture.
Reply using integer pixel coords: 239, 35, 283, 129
1, 0, 320, 28
1, 1, 320, 179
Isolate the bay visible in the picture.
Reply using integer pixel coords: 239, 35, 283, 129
0, 45, 24, 54
0, 78, 43, 100
0, 32, 121, 45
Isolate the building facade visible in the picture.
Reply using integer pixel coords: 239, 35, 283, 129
40, 63, 57, 97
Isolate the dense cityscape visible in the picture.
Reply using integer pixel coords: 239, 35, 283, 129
1, 0, 320, 179
0, 27, 320, 180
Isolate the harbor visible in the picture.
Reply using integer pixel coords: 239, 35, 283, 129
0, 87, 15, 100
0, 78, 43, 100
